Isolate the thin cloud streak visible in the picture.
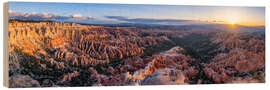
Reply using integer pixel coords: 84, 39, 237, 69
105, 16, 212, 25
8, 10, 94, 21
105, 16, 191, 24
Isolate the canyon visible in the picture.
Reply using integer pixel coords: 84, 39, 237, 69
8, 20, 265, 87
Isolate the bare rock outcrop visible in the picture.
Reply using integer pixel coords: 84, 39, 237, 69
141, 68, 186, 85
9, 75, 40, 88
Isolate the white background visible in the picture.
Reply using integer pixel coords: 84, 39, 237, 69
1, 0, 269, 90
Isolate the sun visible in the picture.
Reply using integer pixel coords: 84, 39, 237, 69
229, 20, 236, 25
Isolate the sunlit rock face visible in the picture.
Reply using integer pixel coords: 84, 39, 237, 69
140, 68, 186, 85
124, 46, 198, 85
8, 20, 174, 87
8, 21, 170, 67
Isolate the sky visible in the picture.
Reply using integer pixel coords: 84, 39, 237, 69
8, 2, 265, 26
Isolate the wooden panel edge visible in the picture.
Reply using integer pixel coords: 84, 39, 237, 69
3, 2, 9, 88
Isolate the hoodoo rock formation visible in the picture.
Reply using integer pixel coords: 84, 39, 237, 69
8, 20, 265, 87
8, 20, 174, 87
202, 32, 265, 83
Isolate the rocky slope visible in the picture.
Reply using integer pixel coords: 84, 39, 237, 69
8, 20, 265, 87
202, 32, 265, 83
8, 20, 174, 87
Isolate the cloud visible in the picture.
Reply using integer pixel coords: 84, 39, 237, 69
212, 20, 225, 23
8, 10, 26, 17
105, 16, 191, 24
36, 12, 56, 18
86, 16, 95, 20
71, 14, 83, 18
9, 10, 62, 20
8, 11, 208, 25
8, 11, 94, 21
